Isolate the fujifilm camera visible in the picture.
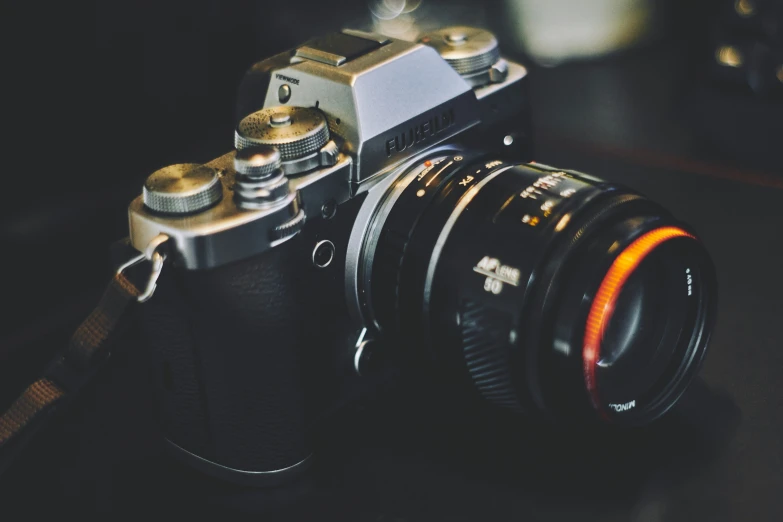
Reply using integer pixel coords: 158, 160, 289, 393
127, 27, 717, 486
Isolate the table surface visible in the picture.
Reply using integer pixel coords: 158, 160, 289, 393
1, 11, 782, 519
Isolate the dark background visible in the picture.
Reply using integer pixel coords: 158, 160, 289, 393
1, 0, 782, 519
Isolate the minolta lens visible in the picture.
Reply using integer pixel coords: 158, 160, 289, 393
359, 152, 716, 425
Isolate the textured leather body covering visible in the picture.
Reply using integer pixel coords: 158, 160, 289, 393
140, 236, 310, 471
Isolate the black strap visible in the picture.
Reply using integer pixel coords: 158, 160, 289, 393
0, 272, 141, 475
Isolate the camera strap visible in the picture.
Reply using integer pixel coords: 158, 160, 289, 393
0, 235, 169, 477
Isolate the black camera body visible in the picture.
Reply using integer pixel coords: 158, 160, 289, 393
130, 27, 716, 486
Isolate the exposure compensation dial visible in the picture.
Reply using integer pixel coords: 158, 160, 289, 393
422, 26, 508, 87
143, 163, 223, 215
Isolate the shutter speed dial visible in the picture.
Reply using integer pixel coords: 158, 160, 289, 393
235, 106, 339, 175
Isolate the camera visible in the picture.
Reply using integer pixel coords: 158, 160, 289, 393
127, 27, 717, 486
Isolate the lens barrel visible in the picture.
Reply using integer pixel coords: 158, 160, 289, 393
361, 152, 716, 425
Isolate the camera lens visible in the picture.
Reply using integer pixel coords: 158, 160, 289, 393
357, 151, 716, 425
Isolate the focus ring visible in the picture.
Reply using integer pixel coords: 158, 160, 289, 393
460, 300, 522, 411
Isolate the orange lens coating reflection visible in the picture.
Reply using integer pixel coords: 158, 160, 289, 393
582, 226, 695, 415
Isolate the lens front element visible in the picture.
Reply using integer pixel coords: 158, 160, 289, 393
584, 227, 701, 419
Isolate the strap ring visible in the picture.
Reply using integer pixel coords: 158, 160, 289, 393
116, 234, 170, 303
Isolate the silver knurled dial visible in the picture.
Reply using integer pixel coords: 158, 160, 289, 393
422, 26, 499, 74
235, 106, 330, 160
233, 145, 291, 209
143, 163, 223, 215
421, 27, 507, 87
234, 146, 282, 179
